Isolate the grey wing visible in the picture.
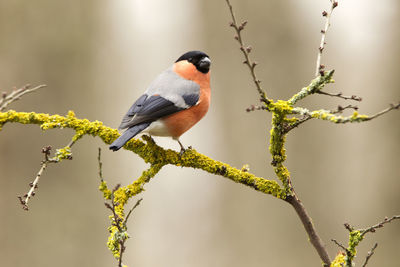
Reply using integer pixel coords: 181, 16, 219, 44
118, 66, 200, 130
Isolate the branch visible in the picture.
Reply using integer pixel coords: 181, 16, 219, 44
341, 215, 400, 266
17, 143, 73, 210
315, 1, 338, 76
0, 110, 286, 200
317, 90, 362, 101
0, 84, 46, 111
286, 195, 331, 266
287, 70, 335, 105
292, 101, 400, 124
104, 185, 143, 267
225, 0, 270, 105
360, 215, 400, 237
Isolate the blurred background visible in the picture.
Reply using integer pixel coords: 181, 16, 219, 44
0, 0, 399, 266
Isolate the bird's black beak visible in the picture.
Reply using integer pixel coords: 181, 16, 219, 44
199, 57, 211, 69
197, 57, 211, 73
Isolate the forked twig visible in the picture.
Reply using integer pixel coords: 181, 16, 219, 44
0, 84, 46, 111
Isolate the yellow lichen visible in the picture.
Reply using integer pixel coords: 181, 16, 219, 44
330, 252, 346, 267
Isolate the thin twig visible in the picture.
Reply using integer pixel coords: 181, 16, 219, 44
0, 84, 46, 111
17, 146, 55, 211
246, 104, 268, 112
331, 104, 359, 114
362, 243, 378, 267
317, 90, 362, 101
315, 1, 338, 76
331, 238, 347, 252
124, 198, 143, 227
360, 215, 400, 237
98, 147, 104, 182
225, 0, 270, 104
363, 102, 400, 121
17, 139, 75, 211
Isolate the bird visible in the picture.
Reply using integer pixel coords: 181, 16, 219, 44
109, 50, 211, 152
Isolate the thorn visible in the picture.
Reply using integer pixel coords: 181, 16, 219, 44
319, 47, 324, 52
243, 60, 248, 64
321, 29, 326, 33
252, 62, 258, 68
229, 22, 234, 27
245, 46, 252, 53
333, 1, 338, 8
319, 70, 325, 76
322, 11, 328, 17
234, 35, 239, 40
241, 20, 248, 28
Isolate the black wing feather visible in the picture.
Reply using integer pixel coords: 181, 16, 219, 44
118, 94, 184, 130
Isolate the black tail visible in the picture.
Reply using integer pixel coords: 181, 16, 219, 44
109, 123, 150, 151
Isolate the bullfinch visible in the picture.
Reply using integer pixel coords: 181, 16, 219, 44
109, 50, 211, 152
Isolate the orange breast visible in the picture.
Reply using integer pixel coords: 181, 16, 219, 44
162, 61, 211, 138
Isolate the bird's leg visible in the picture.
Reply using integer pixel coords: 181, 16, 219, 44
176, 139, 186, 155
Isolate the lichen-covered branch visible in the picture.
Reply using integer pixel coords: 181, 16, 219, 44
293, 104, 400, 124
330, 215, 400, 267
0, 110, 285, 200
288, 70, 335, 105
